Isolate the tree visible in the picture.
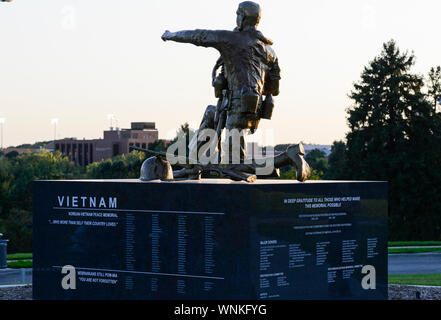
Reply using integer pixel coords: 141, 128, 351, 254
279, 168, 323, 180
85, 151, 146, 179
5, 151, 19, 158
346, 40, 441, 240
167, 122, 195, 158
323, 141, 347, 180
427, 66, 441, 112
148, 139, 170, 152
15, 140, 51, 149
0, 150, 82, 252
305, 148, 328, 175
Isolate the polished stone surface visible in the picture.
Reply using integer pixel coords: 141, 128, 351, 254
33, 179, 388, 300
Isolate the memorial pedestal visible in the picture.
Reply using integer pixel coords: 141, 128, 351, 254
33, 179, 388, 300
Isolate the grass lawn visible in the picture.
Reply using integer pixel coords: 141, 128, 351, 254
388, 247, 441, 254
6, 253, 33, 268
388, 241, 441, 247
7, 260, 32, 268
389, 274, 441, 286
6, 253, 33, 260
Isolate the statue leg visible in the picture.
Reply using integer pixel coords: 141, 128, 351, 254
188, 105, 217, 162
173, 167, 201, 180
176, 105, 217, 180
224, 102, 249, 164
224, 129, 247, 164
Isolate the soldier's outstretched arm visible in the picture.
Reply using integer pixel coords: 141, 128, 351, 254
161, 29, 230, 50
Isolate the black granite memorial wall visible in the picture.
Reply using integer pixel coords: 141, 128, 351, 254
33, 179, 388, 300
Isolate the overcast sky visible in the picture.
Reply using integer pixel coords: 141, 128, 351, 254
1, 0, 440, 147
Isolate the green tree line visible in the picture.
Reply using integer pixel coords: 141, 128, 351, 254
0, 151, 81, 252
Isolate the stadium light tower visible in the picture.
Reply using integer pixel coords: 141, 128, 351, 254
0, 118, 5, 151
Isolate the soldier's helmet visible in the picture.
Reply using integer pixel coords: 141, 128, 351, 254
237, 1, 261, 28
140, 156, 173, 181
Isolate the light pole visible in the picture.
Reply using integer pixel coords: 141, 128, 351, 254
0, 118, 5, 151
107, 114, 115, 130
51, 118, 58, 149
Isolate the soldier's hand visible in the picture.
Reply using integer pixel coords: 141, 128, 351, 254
161, 30, 172, 42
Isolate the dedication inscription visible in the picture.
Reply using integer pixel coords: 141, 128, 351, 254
33, 180, 387, 300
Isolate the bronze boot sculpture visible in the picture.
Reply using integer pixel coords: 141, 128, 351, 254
274, 144, 311, 182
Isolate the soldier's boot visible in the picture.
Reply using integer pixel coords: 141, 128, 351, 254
222, 167, 257, 183
231, 170, 256, 183
173, 167, 202, 180
274, 143, 311, 182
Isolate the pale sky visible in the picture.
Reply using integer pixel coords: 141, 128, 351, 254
1, 0, 440, 147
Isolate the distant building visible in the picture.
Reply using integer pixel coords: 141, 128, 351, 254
47, 122, 159, 167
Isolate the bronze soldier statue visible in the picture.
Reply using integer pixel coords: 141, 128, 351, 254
156, 1, 310, 182
162, 1, 280, 161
